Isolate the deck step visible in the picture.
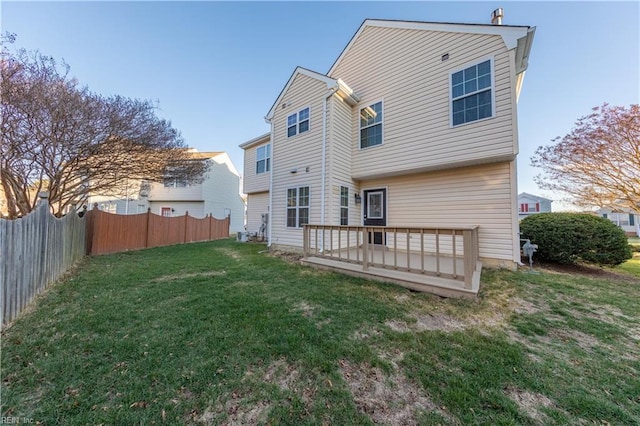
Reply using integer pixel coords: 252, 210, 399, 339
302, 256, 481, 299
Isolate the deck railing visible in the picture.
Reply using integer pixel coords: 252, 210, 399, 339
303, 225, 479, 289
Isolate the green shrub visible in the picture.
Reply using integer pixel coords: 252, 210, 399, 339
519, 213, 632, 266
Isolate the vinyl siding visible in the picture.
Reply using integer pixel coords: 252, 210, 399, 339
243, 140, 271, 194
329, 26, 517, 179
327, 95, 360, 226
201, 155, 245, 233
360, 162, 517, 265
148, 182, 203, 202
246, 191, 269, 235
148, 201, 204, 218
270, 74, 328, 248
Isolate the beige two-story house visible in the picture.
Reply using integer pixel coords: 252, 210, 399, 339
241, 16, 535, 296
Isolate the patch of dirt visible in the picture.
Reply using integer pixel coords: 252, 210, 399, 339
215, 247, 242, 260
547, 328, 602, 352
505, 386, 555, 423
386, 314, 465, 333
510, 297, 545, 315
350, 327, 382, 340
152, 271, 225, 283
292, 301, 316, 318
534, 261, 640, 283
200, 392, 271, 425
262, 358, 315, 407
316, 318, 331, 328
394, 294, 410, 302
339, 359, 455, 425
263, 358, 299, 392
270, 250, 303, 264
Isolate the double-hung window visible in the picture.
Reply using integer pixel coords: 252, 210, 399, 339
287, 107, 310, 137
360, 101, 383, 148
340, 186, 349, 226
286, 186, 309, 228
256, 144, 271, 174
451, 59, 493, 126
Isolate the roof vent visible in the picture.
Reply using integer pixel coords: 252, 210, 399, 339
491, 8, 504, 25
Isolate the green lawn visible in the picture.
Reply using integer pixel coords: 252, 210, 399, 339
2, 239, 639, 425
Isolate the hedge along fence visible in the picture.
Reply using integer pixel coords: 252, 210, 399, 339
0, 197, 87, 326
86, 207, 231, 255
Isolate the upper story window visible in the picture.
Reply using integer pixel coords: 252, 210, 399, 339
164, 178, 187, 188
256, 144, 271, 174
519, 203, 540, 213
360, 101, 383, 149
451, 59, 493, 126
287, 107, 310, 137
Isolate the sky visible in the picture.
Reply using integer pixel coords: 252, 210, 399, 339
2, 1, 639, 210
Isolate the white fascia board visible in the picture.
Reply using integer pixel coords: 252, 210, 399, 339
328, 19, 531, 76
239, 132, 270, 149
265, 67, 338, 122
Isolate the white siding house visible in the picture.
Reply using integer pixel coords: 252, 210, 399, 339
597, 207, 640, 236
147, 151, 245, 233
240, 17, 535, 271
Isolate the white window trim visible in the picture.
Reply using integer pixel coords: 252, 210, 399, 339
340, 185, 349, 226
286, 106, 311, 138
359, 99, 384, 150
449, 55, 496, 128
286, 185, 311, 228
256, 144, 271, 174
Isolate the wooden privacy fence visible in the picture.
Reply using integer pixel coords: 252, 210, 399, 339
0, 199, 87, 325
86, 208, 231, 255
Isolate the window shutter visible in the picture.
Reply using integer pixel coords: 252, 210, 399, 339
536, 203, 540, 212
630, 214, 635, 226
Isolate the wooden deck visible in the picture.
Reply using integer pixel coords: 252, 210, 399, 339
302, 225, 482, 299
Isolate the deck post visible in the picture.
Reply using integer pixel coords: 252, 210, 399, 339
362, 227, 369, 271
463, 228, 477, 289
303, 225, 309, 257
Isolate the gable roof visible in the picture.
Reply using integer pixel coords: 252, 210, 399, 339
518, 192, 553, 203
187, 151, 224, 160
265, 67, 359, 122
239, 132, 270, 150
328, 19, 536, 77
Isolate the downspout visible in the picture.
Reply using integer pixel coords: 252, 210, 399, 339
267, 119, 274, 248
321, 87, 339, 227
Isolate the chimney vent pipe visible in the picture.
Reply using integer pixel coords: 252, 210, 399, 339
491, 8, 504, 25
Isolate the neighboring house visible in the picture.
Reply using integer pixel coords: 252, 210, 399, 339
89, 151, 246, 234
147, 151, 245, 233
240, 16, 535, 270
517, 192, 552, 220
597, 207, 640, 237
88, 179, 150, 215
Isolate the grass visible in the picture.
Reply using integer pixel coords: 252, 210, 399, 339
616, 253, 640, 278
2, 239, 639, 425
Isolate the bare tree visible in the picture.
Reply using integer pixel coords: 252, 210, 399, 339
531, 104, 640, 211
1, 48, 206, 218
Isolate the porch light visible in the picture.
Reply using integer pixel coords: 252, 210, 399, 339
354, 193, 362, 205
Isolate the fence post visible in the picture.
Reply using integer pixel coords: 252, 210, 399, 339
208, 214, 213, 241
184, 211, 189, 243
145, 208, 151, 248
